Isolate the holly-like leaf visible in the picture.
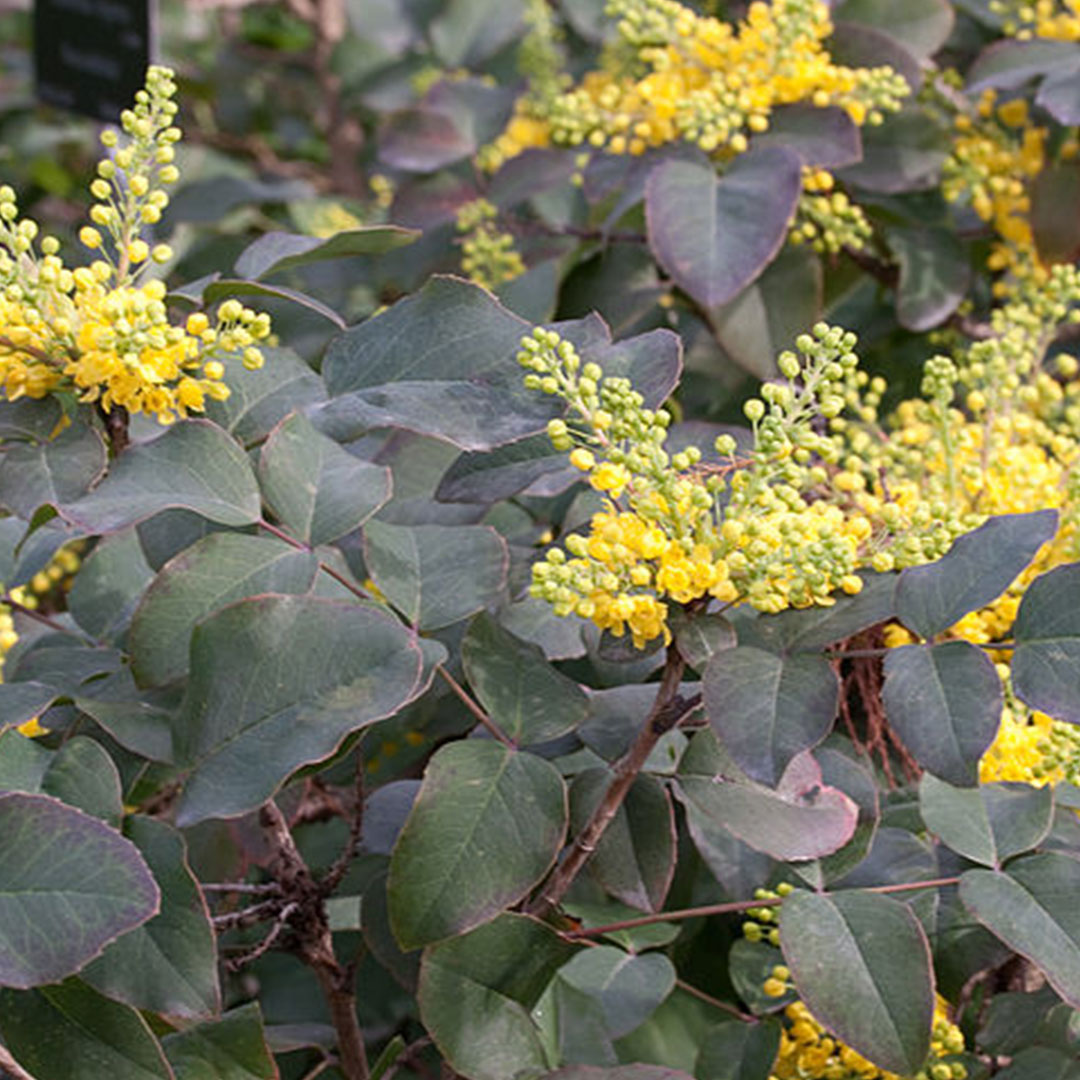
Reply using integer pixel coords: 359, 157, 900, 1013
417, 913, 575, 1080
1013, 563, 1080, 723
462, 613, 588, 746
259, 412, 392, 545
130, 533, 319, 688
920, 773, 1053, 868
388, 742, 567, 949
882, 641, 1002, 786
779, 890, 935, 1076
0, 979, 173, 1079
61, 420, 261, 534
0, 793, 159, 989
703, 645, 839, 786
174, 595, 425, 825
364, 520, 508, 631
646, 147, 802, 309
960, 853, 1080, 1008
896, 510, 1057, 639
162, 1002, 277, 1079
81, 817, 220, 1020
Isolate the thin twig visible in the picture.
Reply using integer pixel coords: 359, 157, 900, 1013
527, 645, 689, 919
225, 901, 299, 972
202, 881, 282, 895
564, 876, 963, 939
0, 1044, 39, 1080
675, 977, 757, 1022
320, 754, 366, 895
212, 899, 282, 931
2, 594, 81, 638
436, 665, 515, 748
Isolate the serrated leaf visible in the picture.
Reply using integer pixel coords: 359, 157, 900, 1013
675, 752, 857, 862
388, 741, 567, 949
557, 947, 675, 1039
174, 595, 424, 825
0, 793, 159, 988
703, 645, 839, 786
234, 226, 417, 280
570, 770, 676, 912
960, 853, 1080, 1008
417, 913, 574, 1080
364, 520, 507, 631
259, 412, 392, 545
162, 1002, 276, 1079
61, 420, 261, 534
920, 773, 1053, 867
896, 510, 1057, 639
779, 890, 934, 1076
0, 979, 173, 1079
462, 613, 588, 745
882, 642, 1002, 786
646, 148, 802, 309
0, 422, 107, 520
130, 533, 319, 688
82, 817, 220, 1020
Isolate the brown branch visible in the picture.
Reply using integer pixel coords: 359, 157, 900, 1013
675, 977, 757, 1022
436, 665, 515, 748
527, 645, 688, 920
225, 901, 300, 972
565, 876, 963, 939
202, 881, 282, 895
0, 1044, 39, 1080
320, 755, 365, 896
97, 403, 129, 456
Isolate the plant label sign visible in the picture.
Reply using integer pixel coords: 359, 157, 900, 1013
34, 0, 155, 123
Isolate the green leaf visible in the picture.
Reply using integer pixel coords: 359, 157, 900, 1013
258, 412, 392, 545
203, 278, 346, 328
995, 1047, 1080, 1080
612, 991, 716, 1072
881, 642, 1002, 786
0, 792, 159, 988
0, 422, 107, 520
896, 510, 1057, 638
0, 979, 173, 1079
429, 0, 525, 66
960, 853, 1080, 1008
919, 773, 1053, 867
417, 913, 574, 1080
570, 770, 676, 912
204, 345, 326, 446
174, 595, 424, 825
544, 978, 618, 1065
838, 107, 949, 193
388, 741, 567, 949
62, 420, 261, 534
462, 613, 588, 746
703, 645, 839, 786
0, 728, 52, 791
557, 947, 676, 1039
548, 1067, 697, 1080
162, 1002, 277, 1079
779, 890, 935, 1076
833, 0, 954, 58
646, 148, 802, 309
710, 245, 823, 379
967, 39, 1080, 92
886, 226, 971, 332
1013, 563, 1080, 723
0, 682, 62, 732
1032, 161, 1080, 268
41, 736, 124, 826
669, 610, 735, 673
675, 751, 858, 862
437, 434, 568, 504
752, 105, 862, 168
695, 1018, 783, 1080
364, 520, 508, 631
233, 226, 418, 279
66, 528, 154, 642
130, 532, 319, 688
1036, 59, 1080, 124
81, 817, 220, 1020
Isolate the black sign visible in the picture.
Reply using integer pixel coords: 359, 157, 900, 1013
34, 0, 155, 123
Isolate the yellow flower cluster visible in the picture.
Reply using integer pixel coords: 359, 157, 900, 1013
455, 199, 525, 290
522, 323, 954, 648
989, 0, 1080, 38
0, 66, 270, 424
790, 168, 873, 255
942, 91, 1056, 296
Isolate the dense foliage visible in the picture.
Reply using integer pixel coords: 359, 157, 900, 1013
2, 2, 1080, 1080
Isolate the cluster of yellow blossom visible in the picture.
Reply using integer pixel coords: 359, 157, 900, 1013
481, 0, 907, 169
455, 199, 525, 290
989, 0, 1080, 38
941, 90, 1072, 296
521, 323, 960, 648
790, 168, 873, 254
0, 66, 270, 424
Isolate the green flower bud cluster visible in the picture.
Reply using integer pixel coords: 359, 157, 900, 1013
789, 180, 873, 255
455, 199, 525, 290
